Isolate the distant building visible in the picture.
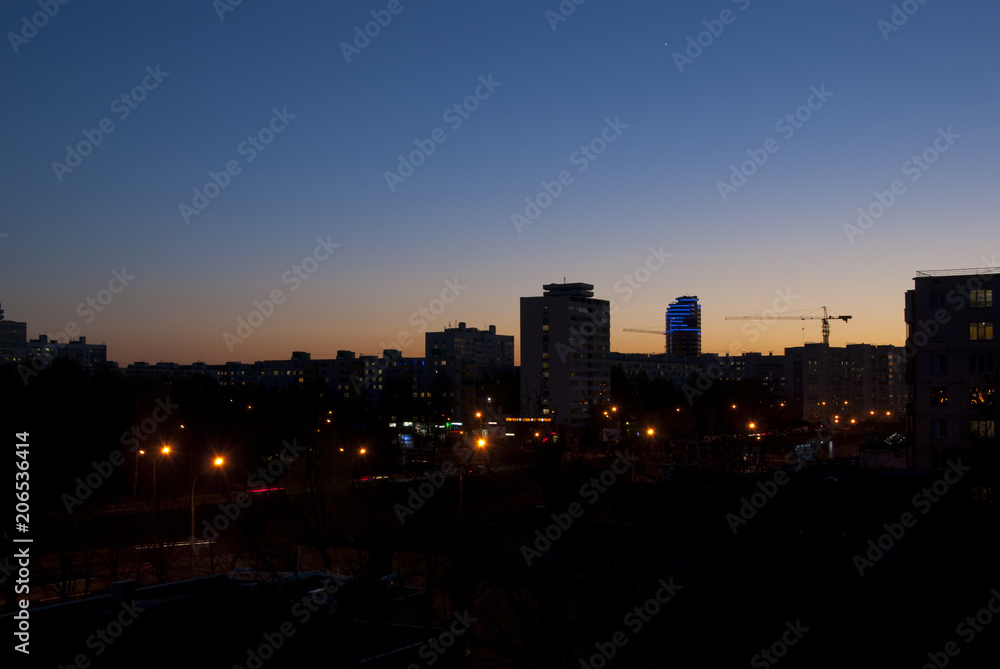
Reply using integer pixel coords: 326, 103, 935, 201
706, 350, 787, 396
665, 296, 701, 357
27, 334, 107, 368
905, 268, 999, 469
0, 306, 27, 363
784, 343, 903, 423
425, 321, 514, 376
610, 352, 702, 389
521, 282, 610, 426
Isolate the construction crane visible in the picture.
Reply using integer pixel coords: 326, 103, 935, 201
622, 328, 667, 335
724, 306, 851, 345
621, 328, 670, 353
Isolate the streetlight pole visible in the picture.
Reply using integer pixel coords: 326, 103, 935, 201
191, 456, 225, 578
152, 446, 170, 544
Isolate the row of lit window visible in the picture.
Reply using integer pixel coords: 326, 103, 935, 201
930, 387, 995, 407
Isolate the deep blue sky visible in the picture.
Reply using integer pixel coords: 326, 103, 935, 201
2, 0, 998, 364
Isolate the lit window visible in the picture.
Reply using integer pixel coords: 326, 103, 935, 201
970, 420, 995, 439
970, 322, 994, 341
969, 387, 994, 407
970, 289, 993, 308
931, 388, 948, 405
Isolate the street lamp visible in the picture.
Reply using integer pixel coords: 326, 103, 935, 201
152, 445, 172, 542
191, 455, 225, 577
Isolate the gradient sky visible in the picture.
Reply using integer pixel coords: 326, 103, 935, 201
2, 0, 998, 366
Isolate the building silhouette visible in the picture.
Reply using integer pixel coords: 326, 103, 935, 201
425, 321, 514, 376
783, 343, 903, 423
520, 282, 610, 426
905, 268, 999, 469
665, 295, 701, 357
0, 303, 27, 363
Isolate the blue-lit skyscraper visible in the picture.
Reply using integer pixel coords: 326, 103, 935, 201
665, 296, 701, 357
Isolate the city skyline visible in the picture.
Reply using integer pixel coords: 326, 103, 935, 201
2, 1, 998, 366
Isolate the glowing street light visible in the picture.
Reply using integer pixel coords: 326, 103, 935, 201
477, 439, 486, 448
646, 428, 655, 436
192, 456, 226, 577
748, 422, 756, 430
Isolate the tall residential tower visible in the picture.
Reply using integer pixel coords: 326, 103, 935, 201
520, 282, 610, 426
665, 295, 701, 357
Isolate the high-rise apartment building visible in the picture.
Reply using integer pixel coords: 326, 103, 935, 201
425, 322, 514, 376
520, 282, 610, 426
905, 268, 999, 469
665, 296, 701, 357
